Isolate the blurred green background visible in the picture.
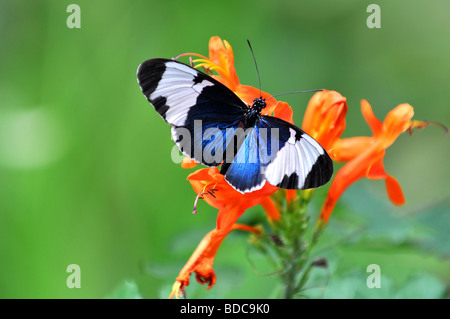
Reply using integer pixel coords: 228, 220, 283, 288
0, 0, 448, 298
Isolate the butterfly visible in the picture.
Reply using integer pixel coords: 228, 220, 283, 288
137, 56, 333, 193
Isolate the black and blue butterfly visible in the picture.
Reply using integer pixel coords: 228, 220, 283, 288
136, 54, 333, 194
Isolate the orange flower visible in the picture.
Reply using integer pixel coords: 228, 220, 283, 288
189, 168, 280, 228
169, 167, 279, 298
206, 37, 239, 91
301, 90, 348, 154
180, 156, 198, 169
169, 222, 263, 299
192, 36, 279, 115
318, 100, 423, 226
182, 36, 296, 119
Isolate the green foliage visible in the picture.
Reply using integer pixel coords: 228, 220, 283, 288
106, 280, 143, 299
0, 0, 448, 298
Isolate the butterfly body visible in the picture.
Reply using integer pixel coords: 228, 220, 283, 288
242, 98, 266, 128
137, 58, 333, 193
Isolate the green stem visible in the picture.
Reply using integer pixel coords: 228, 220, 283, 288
281, 190, 314, 299
282, 233, 302, 298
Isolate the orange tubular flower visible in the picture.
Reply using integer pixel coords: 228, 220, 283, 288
318, 100, 421, 226
169, 168, 279, 298
180, 36, 289, 121
301, 90, 348, 154
189, 168, 280, 229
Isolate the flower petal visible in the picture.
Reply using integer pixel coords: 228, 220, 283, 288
285, 189, 297, 203
361, 99, 383, 136
385, 174, 405, 205
208, 36, 240, 91
232, 223, 262, 234
380, 103, 414, 148
181, 156, 199, 169
169, 281, 184, 299
366, 153, 387, 180
319, 147, 382, 224
173, 228, 229, 293
366, 154, 405, 205
216, 206, 246, 231
259, 197, 281, 221
331, 136, 373, 162
273, 101, 294, 124
187, 167, 223, 182
302, 90, 348, 151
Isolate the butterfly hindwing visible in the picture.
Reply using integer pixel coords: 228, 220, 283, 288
171, 118, 243, 167
223, 126, 268, 193
260, 116, 333, 190
223, 115, 333, 193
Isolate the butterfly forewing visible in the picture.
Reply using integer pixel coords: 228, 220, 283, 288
137, 58, 247, 166
137, 58, 246, 126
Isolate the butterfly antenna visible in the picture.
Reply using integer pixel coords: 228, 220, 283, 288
247, 39, 262, 98
264, 89, 323, 102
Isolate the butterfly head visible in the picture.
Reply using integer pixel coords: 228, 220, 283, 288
252, 98, 266, 112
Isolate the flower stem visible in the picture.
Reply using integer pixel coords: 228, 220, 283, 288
280, 190, 314, 299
